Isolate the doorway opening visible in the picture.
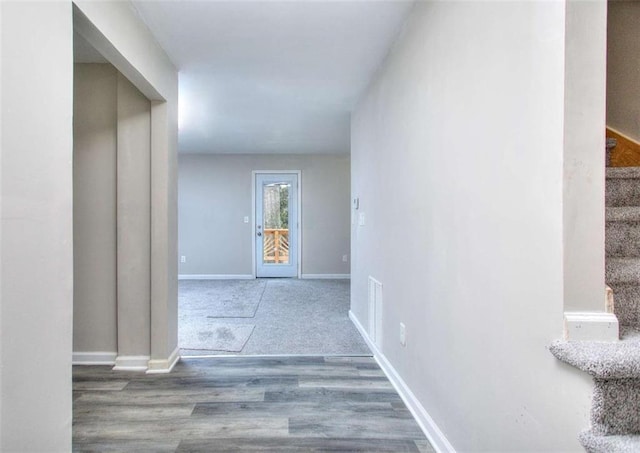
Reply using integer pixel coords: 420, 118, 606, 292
177, 159, 366, 357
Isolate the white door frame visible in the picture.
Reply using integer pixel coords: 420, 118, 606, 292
251, 170, 302, 278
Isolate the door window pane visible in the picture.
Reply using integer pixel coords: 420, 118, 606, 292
262, 182, 290, 265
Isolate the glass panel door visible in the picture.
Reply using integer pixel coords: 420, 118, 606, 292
255, 173, 298, 277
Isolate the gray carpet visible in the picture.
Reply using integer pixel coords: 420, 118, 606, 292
179, 279, 371, 356
179, 322, 255, 352
179, 279, 267, 318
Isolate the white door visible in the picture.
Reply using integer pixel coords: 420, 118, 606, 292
255, 173, 299, 278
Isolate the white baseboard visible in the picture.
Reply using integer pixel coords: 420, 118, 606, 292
300, 274, 350, 279
178, 274, 254, 280
112, 355, 150, 372
147, 347, 180, 374
349, 310, 456, 453
72, 351, 117, 366
563, 311, 619, 341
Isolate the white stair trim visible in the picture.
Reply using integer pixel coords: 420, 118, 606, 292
146, 347, 180, 374
563, 311, 619, 341
72, 351, 117, 366
349, 310, 456, 453
178, 274, 254, 280
300, 274, 350, 279
112, 355, 150, 372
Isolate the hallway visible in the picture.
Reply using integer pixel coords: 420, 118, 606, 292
1, 1, 612, 450
73, 356, 434, 452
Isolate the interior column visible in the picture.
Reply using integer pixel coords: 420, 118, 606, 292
114, 73, 152, 371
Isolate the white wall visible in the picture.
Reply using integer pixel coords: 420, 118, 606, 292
73, 65, 160, 365
351, 2, 595, 450
179, 154, 350, 277
116, 73, 152, 360
607, 0, 640, 142
73, 63, 118, 355
1, 2, 73, 450
0, 0, 177, 447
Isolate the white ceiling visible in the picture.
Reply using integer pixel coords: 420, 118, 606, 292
131, 1, 414, 154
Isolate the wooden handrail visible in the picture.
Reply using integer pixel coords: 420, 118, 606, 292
607, 127, 640, 167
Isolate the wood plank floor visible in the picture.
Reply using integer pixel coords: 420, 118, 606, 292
73, 356, 435, 452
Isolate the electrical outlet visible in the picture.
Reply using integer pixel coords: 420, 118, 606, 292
244, 216, 249, 223
400, 322, 406, 346
342, 254, 348, 262
180, 256, 186, 263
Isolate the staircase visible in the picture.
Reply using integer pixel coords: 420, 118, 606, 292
606, 168, 640, 332
551, 167, 640, 452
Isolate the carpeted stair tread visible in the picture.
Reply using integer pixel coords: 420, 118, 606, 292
580, 430, 640, 453
549, 331, 640, 379
607, 206, 640, 223
607, 167, 640, 179
606, 257, 640, 284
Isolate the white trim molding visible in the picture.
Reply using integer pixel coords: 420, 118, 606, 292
147, 347, 180, 374
72, 351, 117, 366
563, 311, 619, 341
178, 274, 254, 280
301, 274, 350, 280
113, 355, 151, 372
349, 311, 456, 453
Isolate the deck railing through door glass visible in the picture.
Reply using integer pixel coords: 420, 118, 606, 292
263, 228, 289, 264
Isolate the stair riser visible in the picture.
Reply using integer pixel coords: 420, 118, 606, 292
607, 222, 640, 257
607, 179, 640, 207
606, 260, 640, 285
592, 378, 640, 435
606, 284, 640, 328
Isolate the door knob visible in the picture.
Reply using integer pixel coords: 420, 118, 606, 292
257, 232, 262, 236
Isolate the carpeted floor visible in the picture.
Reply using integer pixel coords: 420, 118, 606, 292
179, 279, 371, 356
